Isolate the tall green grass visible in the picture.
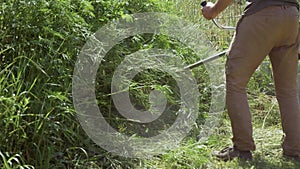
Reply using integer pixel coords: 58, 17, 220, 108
1, 0, 298, 168
0, 0, 175, 168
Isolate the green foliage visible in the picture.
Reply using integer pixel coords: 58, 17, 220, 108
1, 0, 296, 168
95, 32, 211, 140
0, 0, 176, 168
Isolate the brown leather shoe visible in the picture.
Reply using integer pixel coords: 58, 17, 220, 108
212, 146, 252, 161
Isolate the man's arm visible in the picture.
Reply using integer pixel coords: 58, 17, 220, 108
201, 0, 234, 20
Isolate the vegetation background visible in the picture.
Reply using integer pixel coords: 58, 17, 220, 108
1, 0, 300, 168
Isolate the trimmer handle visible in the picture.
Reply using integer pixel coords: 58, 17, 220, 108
200, 1, 236, 30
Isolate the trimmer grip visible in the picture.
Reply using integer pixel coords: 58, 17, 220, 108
201, 1, 207, 7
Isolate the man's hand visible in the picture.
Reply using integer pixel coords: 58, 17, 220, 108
201, 0, 233, 20
201, 2, 218, 20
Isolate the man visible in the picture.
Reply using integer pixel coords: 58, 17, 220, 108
202, 0, 300, 161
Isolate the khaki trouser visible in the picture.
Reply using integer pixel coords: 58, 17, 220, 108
226, 5, 300, 155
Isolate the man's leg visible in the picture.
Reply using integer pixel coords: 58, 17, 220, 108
269, 6, 300, 156
226, 26, 268, 151
225, 6, 293, 151
270, 45, 300, 157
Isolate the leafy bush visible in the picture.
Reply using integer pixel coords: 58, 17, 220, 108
1, 0, 180, 168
